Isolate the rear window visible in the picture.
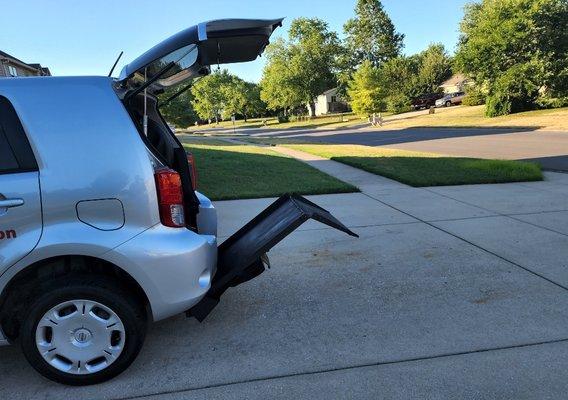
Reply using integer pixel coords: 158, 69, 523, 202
130, 44, 199, 89
0, 96, 38, 174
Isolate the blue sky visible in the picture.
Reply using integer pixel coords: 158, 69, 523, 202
2, 0, 470, 82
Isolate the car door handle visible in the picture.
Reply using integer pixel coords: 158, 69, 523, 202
0, 198, 25, 208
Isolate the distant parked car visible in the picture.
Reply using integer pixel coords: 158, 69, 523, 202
167, 123, 177, 133
411, 93, 444, 110
435, 92, 466, 107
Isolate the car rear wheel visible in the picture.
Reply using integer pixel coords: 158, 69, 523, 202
20, 277, 147, 385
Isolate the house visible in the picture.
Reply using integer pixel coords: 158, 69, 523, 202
439, 73, 472, 94
0, 50, 51, 78
310, 87, 351, 117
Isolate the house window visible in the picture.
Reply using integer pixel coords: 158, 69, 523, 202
331, 96, 337, 103
7, 65, 18, 77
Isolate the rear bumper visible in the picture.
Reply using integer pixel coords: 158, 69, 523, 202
105, 192, 218, 322
105, 226, 217, 321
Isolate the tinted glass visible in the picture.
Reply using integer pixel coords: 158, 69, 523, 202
131, 44, 199, 88
0, 96, 37, 172
0, 127, 19, 172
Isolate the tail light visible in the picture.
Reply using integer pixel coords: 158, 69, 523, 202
154, 168, 185, 228
187, 153, 198, 190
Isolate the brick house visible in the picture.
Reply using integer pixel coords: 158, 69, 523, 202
0, 50, 51, 78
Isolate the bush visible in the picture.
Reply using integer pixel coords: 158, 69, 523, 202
535, 96, 568, 109
485, 63, 542, 117
386, 93, 411, 114
277, 114, 290, 123
463, 86, 486, 106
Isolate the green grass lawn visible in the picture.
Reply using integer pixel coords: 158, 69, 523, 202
279, 144, 543, 187
383, 105, 568, 131
181, 139, 358, 200
183, 113, 365, 133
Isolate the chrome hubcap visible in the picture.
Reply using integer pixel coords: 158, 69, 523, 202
35, 300, 126, 375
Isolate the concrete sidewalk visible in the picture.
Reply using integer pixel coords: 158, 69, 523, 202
1, 156, 568, 399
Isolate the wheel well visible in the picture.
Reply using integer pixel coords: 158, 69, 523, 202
0, 255, 151, 341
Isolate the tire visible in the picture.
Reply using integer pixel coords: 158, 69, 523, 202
19, 276, 147, 385
445, 101, 452, 107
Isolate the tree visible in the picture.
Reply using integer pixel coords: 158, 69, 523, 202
223, 79, 266, 121
260, 18, 342, 116
380, 56, 420, 98
240, 82, 266, 120
260, 38, 304, 113
191, 70, 266, 123
347, 60, 386, 116
191, 70, 233, 123
414, 44, 453, 96
455, 0, 568, 116
343, 0, 404, 68
348, 49, 450, 116
159, 89, 198, 128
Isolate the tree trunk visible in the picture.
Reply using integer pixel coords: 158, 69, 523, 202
309, 102, 316, 118
244, 113, 248, 122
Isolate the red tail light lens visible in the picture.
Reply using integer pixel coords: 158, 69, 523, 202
154, 168, 185, 228
187, 153, 198, 190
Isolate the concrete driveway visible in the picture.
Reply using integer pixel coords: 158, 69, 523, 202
1, 171, 568, 399
250, 127, 568, 172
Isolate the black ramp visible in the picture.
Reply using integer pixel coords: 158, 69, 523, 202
187, 194, 358, 321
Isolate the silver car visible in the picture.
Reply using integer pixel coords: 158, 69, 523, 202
0, 19, 356, 385
435, 91, 466, 107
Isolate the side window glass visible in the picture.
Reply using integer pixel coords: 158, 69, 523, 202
0, 128, 19, 172
0, 96, 38, 173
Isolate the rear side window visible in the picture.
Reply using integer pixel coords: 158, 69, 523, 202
0, 96, 38, 174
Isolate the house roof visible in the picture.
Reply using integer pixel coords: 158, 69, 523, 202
440, 73, 469, 87
0, 50, 27, 65
0, 50, 51, 75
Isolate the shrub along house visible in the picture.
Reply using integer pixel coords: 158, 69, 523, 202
0, 50, 51, 78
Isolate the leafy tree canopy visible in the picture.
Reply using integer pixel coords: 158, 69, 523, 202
261, 18, 342, 116
343, 0, 404, 68
348, 44, 452, 115
455, 0, 568, 115
191, 70, 265, 122
347, 60, 386, 116
158, 87, 198, 128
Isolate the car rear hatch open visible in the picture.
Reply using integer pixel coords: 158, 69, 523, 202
116, 20, 358, 321
187, 195, 358, 322
116, 18, 284, 95
116, 18, 283, 228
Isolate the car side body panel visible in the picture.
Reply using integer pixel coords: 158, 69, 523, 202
0, 76, 218, 325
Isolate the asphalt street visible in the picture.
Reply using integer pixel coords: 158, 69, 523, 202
249, 126, 568, 172
244, 128, 568, 172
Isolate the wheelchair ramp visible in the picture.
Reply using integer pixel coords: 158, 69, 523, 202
187, 194, 358, 321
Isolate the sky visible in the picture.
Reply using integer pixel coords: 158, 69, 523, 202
1, 0, 470, 82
